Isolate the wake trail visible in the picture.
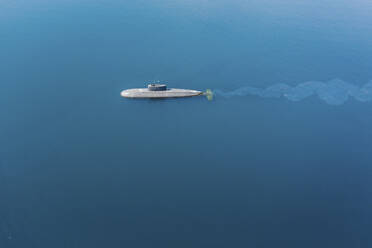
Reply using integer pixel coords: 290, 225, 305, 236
213, 79, 372, 105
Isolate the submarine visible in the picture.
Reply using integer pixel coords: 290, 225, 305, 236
121, 83, 212, 100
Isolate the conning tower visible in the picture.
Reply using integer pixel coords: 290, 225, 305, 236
148, 84, 167, 91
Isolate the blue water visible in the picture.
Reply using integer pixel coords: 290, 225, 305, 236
1, 1, 372, 247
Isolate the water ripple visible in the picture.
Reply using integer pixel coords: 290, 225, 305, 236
214, 79, 372, 105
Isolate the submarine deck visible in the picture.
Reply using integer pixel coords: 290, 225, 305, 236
121, 88, 203, 98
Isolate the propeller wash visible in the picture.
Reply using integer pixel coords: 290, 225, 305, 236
214, 79, 372, 105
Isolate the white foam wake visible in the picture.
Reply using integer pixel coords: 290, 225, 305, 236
214, 79, 372, 105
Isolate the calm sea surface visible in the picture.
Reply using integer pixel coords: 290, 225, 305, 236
1, 1, 372, 247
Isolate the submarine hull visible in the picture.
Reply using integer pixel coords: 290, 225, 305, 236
121, 88, 203, 99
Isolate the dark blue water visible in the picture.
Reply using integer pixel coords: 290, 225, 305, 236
1, 1, 372, 247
